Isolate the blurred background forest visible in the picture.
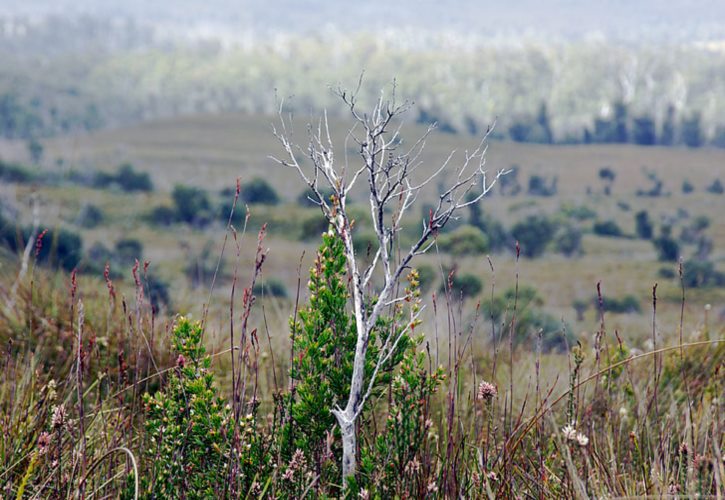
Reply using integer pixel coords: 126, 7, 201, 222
0, 2, 724, 497
0, 0, 723, 346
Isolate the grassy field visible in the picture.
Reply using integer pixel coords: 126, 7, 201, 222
0, 111, 723, 497
2, 111, 723, 339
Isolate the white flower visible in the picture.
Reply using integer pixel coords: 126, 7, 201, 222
561, 423, 577, 441
576, 433, 589, 447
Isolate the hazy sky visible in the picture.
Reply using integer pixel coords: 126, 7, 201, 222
2, 0, 725, 41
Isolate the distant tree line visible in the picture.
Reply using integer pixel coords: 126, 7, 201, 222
500, 101, 718, 148
0, 91, 103, 139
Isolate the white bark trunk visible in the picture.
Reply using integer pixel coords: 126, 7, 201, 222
335, 412, 356, 483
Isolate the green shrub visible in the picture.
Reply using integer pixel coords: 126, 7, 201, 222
282, 232, 410, 491
437, 225, 489, 256
527, 174, 558, 196
115, 163, 153, 192
253, 278, 288, 298
92, 170, 116, 189
0, 159, 36, 183
91, 163, 153, 192
634, 210, 653, 239
352, 231, 378, 256
241, 177, 280, 205
593, 219, 623, 237
706, 178, 723, 194
172, 184, 212, 226
416, 264, 436, 294
657, 267, 676, 279
141, 318, 231, 497
145, 273, 171, 311
299, 214, 329, 241
511, 215, 556, 258
1, 225, 85, 272
554, 225, 583, 257
653, 234, 679, 262
682, 179, 694, 194
598, 294, 641, 314
682, 259, 725, 288
468, 202, 509, 251
115, 238, 143, 266
184, 240, 226, 289
297, 187, 335, 207
75, 203, 104, 229
148, 205, 177, 226
482, 286, 571, 351
559, 203, 597, 221
442, 271, 483, 299
360, 339, 444, 497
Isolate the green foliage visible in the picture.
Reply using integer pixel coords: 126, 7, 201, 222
360, 338, 445, 496
558, 203, 597, 221
172, 184, 212, 226
0, 159, 37, 183
416, 264, 436, 294
706, 178, 724, 194
116, 163, 154, 192
511, 214, 556, 258
184, 240, 226, 289
657, 266, 676, 279
115, 238, 143, 266
508, 103, 553, 143
253, 278, 288, 298
483, 286, 571, 351
682, 179, 695, 194
437, 225, 489, 256
282, 232, 411, 490
598, 294, 641, 314
632, 115, 656, 145
636, 169, 666, 197
241, 177, 280, 205
554, 225, 583, 257
681, 112, 703, 147
442, 270, 483, 299
634, 210, 653, 239
653, 234, 680, 262
27, 138, 44, 164
527, 174, 558, 196
147, 205, 177, 226
297, 187, 335, 207
0, 225, 83, 272
468, 202, 510, 252
682, 259, 725, 288
145, 273, 172, 311
593, 219, 624, 237
298, 213, 329, 241
141, 318, 231, 497
94, 163, 153, 192
74, 203, 104, 229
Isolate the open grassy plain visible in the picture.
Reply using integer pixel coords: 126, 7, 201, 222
0, 111, 723, 497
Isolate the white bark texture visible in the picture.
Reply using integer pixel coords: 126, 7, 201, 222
272, 80, 506, 486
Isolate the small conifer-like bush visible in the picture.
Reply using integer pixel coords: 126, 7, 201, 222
141, 318, 233, 497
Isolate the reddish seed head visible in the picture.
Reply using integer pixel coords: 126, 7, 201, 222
515, 240, 520, 259
132, 260, 141, 288
70, 269, 77, 298
35, 229, 48, 258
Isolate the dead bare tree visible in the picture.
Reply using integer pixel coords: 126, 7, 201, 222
271, 79, 507, 486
